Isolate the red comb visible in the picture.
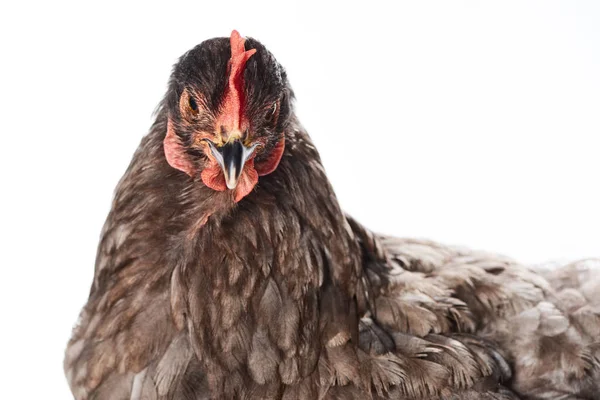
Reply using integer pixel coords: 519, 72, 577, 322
219, 30, 256, 133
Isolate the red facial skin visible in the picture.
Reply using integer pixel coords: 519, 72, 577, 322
163, 30, 285, 203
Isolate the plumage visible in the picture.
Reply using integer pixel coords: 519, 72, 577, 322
65, 31, 600, 399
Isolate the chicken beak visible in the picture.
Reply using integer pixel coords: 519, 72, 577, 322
206, 140, 259, 189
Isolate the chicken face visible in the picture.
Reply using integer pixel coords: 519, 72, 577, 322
164, 30, 290, 202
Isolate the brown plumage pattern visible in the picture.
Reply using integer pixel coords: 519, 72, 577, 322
64, 33, 600, 400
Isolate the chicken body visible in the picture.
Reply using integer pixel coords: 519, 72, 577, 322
65, 33, 600, 400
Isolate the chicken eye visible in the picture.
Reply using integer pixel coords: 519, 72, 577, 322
189, 96, 199, 113
180, 89, 202, 119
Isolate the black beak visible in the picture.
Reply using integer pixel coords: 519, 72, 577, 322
206, 140, 259, 189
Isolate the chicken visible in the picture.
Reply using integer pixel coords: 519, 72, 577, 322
64, 31, 600, 400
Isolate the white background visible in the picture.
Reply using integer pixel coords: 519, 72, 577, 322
1, 1, 599, 398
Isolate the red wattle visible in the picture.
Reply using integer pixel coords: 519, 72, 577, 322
200, 158, 259, 202
234, 160, 259, 202
255, 135, 285, 176
201, 160, 227, 191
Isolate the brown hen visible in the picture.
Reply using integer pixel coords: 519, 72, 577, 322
65, 31, 600, 400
